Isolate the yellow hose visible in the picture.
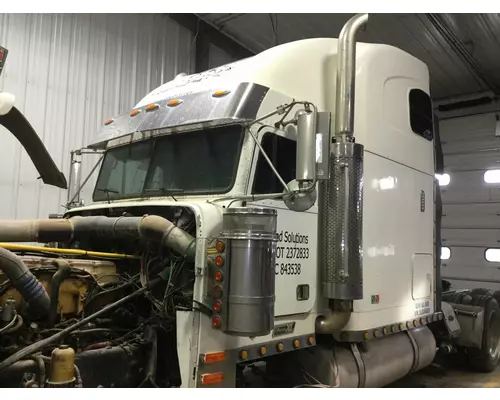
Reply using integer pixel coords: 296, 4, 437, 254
0, 243, 140, 260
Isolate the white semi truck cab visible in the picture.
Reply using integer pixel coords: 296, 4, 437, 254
0, 14, 498, 388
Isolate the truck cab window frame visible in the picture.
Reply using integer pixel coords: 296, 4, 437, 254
252, 129, 297, 195
93, 124, 245, 201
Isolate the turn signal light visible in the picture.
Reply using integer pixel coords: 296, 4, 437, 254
213, 300, 222, 313
293, 339, 300, 349
276, 342, 284, 352
239, 350, 248, 360
130, 109, 141, 117
213, 285, 223, 298
201, 372, 224, 385
259, 346, 267, 356
211, 315, 221, 328
215, 256, 224, 267
307, 336, 314, 345
204, 351, 226, 364
215, 241, 225, 253
104, 119, 114, 126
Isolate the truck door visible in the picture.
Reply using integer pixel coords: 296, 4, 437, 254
248, 128, 318, 317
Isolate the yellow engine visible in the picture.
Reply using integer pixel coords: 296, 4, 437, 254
0, 256, 118, 317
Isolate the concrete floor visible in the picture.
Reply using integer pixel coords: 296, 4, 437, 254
246, 354, 500, 388
390, 362, 500, 388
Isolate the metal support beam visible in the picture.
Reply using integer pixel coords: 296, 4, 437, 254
167, 14, 255, 73
426, 13, 500, 95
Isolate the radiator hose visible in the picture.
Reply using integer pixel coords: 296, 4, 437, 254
0, 247, 50, 318
48, 259, 71, 327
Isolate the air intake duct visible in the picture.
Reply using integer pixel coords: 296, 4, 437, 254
217, 208, 278, 337
0, 215, 196, 261
0, 247, 50, 318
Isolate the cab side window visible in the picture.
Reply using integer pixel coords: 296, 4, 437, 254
252, 132, 296, 194
409, 89, 434, 141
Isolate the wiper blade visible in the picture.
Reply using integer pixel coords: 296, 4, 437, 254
144, 187, 184, 194
96, 188, 119, 194
143, 187, 184, 202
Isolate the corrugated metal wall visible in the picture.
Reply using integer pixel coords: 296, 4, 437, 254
0, 14, 194, 220
208, 43, 237, 69
440, 111, 500, 290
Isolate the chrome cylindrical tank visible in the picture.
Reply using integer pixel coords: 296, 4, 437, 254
219, 208, 278, 337
275, 326, 436, 388
319, 141, 364, 300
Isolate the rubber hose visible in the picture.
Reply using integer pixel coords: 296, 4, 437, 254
0, 277, 162, 372
0, 248, 50, 318
4, 313, 23, 334
74, 365, 83, 388
0, 313, 18, 334
32, 354, 45, 388
48, 259, 71, 327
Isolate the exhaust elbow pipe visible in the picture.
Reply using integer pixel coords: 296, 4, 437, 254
315, 312, 351, 334
315, 300, 352, 334
335, 13, 369, 140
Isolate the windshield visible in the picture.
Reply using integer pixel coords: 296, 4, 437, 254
93, 125, 244, 201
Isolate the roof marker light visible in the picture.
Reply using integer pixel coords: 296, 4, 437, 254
212, 90, 230, 98
167, 99, 183, 107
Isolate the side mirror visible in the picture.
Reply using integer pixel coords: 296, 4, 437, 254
296, 109, 332, 186
285, 109, 332, 212
295, 107, 317, 186
284, 179, 317, 212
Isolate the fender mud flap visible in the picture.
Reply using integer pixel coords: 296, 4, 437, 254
449, 302, 485, 349
0, 107, 67, 189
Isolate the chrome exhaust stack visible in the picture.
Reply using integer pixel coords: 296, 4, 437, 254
317, 13, 368, 332
335, 13, 369, 141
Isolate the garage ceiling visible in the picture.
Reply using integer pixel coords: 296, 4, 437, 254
197, 13, 500, 101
